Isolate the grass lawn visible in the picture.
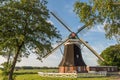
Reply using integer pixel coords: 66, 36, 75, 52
0, 70, 3, 80
16, 74, 110, 80
0, 69, 120, 80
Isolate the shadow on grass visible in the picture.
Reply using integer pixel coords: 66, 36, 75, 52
14, 72, 37, 75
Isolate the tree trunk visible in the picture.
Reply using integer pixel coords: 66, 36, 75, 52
6, 52, 11, 66
8, 42, 24, 80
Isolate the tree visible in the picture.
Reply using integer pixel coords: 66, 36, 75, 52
0, 47, 15, 80
74, 0, 120, 43
98, 44, 120, 69
0, 0, 61, 80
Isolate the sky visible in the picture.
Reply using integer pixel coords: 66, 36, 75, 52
0, 0, 117, 67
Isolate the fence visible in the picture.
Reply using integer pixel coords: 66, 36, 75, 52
38, 72, 77, 78
38, 71, 108, 78
78, 71, 107, 77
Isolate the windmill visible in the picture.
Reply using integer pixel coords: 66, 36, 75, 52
43, 12, 104, 73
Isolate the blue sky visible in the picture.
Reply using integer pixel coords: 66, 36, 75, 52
0, 0, 117, 67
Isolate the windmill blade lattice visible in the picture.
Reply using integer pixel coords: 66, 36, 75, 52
76, 25, 88, 34
43, 38, 69, 58
59, 47, 63, 56
41, 11, 108, 73
50, 12, 73, 33
78, 38, 104, 62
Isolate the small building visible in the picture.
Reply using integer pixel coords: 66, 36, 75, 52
87, 66, 118, 72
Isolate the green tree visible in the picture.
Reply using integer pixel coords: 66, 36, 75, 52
98, 44, 120, 69
0, 47, 15, 80
74, 0, 120, 43
0, 0, 61, 80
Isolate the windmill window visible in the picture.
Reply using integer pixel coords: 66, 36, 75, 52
76, 55, 79, 58
78, 67, 81, 71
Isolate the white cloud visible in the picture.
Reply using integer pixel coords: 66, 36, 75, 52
16, 42, 63, 67
46, 20, 54, 25
0, 40, 116, 67
0, 56, 6, 66
0, 43, 63, 67
82, 46, 98, 66
16, 50, 62, 67
65, 4, 74, 14
64, 1, 77, 16
90, 24, 105, 33
81, 39, 116, 66
93, 41, 117, 53
76, 24, 105, 37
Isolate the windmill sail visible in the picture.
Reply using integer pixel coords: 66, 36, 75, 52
45, 11, 105, 73
50, 12, 72, 33
78, 38, 104, 62
43, 38, 69, 58
76, 25, 87, 34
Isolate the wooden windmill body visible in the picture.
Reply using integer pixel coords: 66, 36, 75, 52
43, 12, 104, 73
59, 39, 87, 73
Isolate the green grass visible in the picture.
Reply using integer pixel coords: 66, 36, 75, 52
0, 69, 120, 80
0, 70, 3, 80
15, 74, 110, 80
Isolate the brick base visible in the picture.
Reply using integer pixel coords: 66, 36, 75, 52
59, 66, 87, 73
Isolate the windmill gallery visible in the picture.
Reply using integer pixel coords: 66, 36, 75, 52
39, 12, 118, 77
